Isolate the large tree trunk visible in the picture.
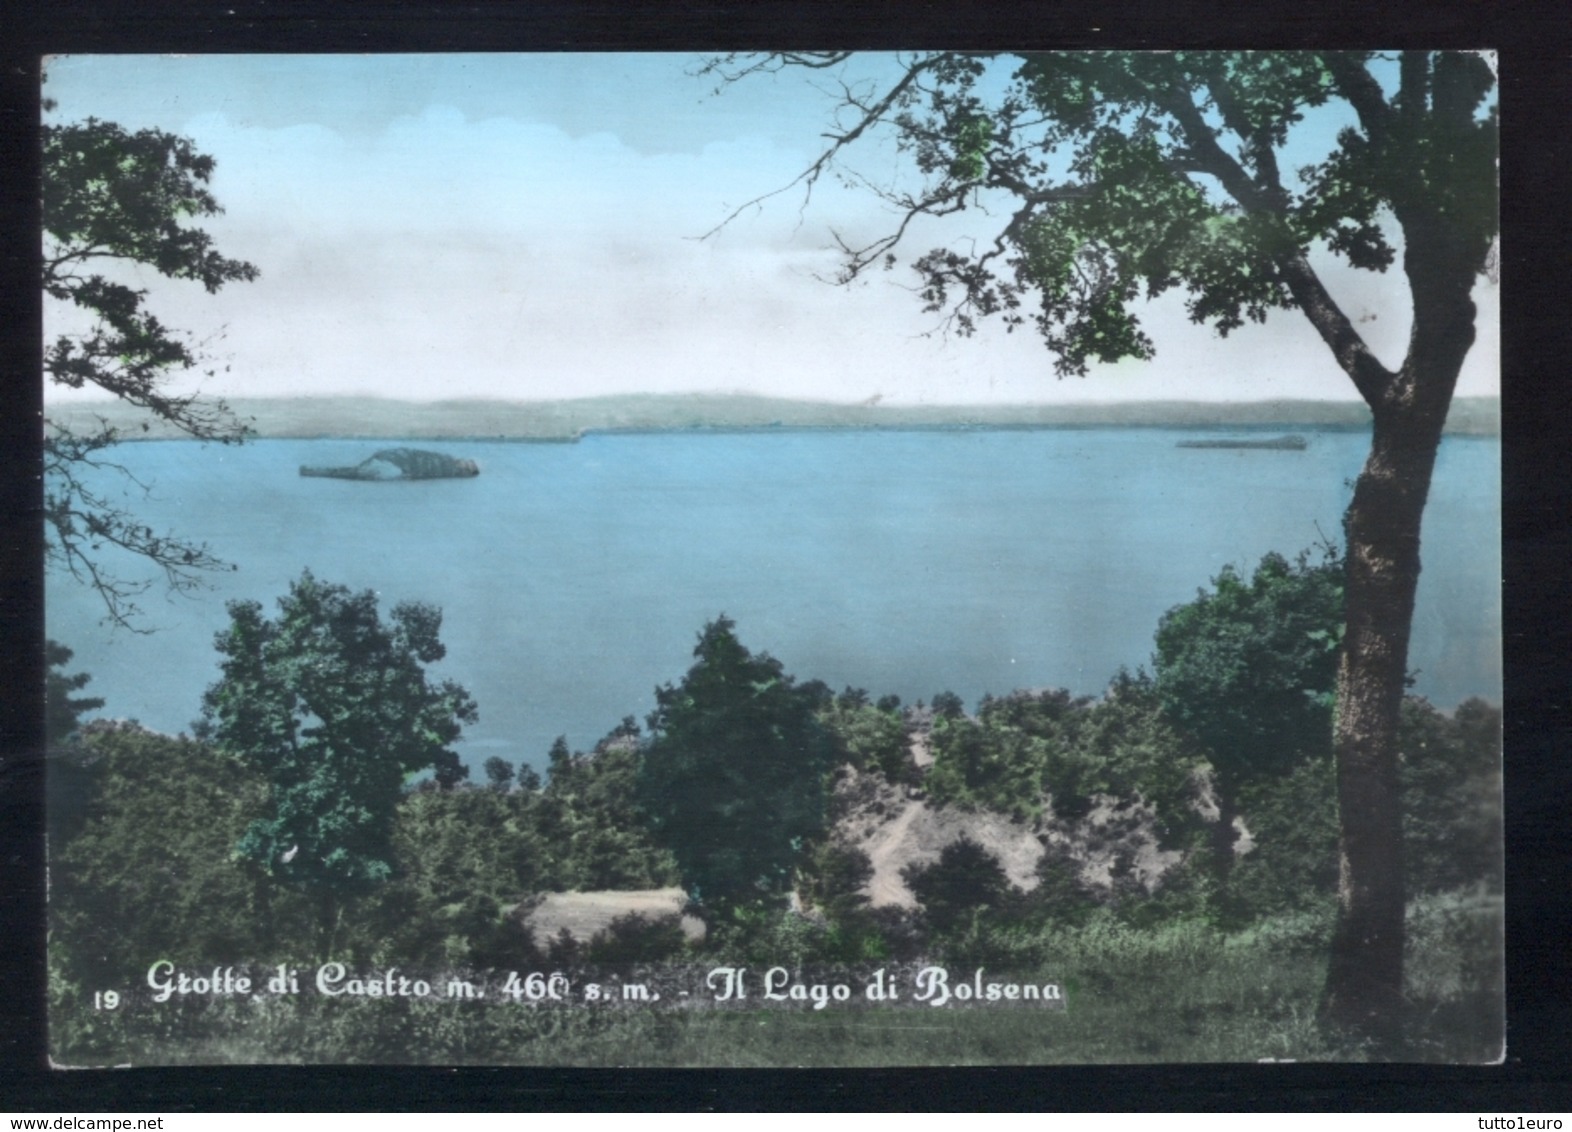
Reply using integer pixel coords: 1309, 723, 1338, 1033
1321, 414, 1435, 1048
1320, 220, 1480, 1051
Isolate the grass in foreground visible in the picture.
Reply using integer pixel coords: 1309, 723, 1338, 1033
50, 893, 1500, 1067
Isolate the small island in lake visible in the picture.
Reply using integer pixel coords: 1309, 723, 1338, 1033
300, 447, 479, 481
1176, 434, 1309, 451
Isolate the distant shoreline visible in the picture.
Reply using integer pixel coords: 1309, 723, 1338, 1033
43, 393, 1502, 441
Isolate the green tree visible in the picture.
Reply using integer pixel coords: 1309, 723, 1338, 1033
819, 687, 913, 784
637, 618, 838, 922
44, 113, 259, 628
537, 722, 680, 892
1398, 697, 1502, 895
1226, 754, 1340, 921
199, 570, 477, 957
925, 709, 1052, 823
903, 836, 1013, 936
708, 50, 1497, 1045
483, 755, 516, 792
44, 640, 107, 850
1152, 550, 1344, 890
901, 836, 1037, 965
355, 783, 546, 969
49, 722, 291, 992
1051, 673, 1208, 847
45, 639, 103, 744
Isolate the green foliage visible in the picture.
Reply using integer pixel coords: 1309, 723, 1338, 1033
482, 756, 515, 792
537, 723, 680, 892
1154, 548, 1343, 791
638, 617, 838, 920
1056, 673, 1208, 847
696, 905, 837, 969
924, 679, 1204, 843
903, 837, 1015, 937
200, 570, 477, 952
795, 841, 891, 962
43, 116, 260, 627
1226, 755, 1340, 923
1021, 842, 1101, 929
45, 641, 108, 850
49, 722, 296, 989
929, 690, 966, 719
1183, 694, 1503, 924
585, 912, 690, 966
799, 841, 874, 920
1401, 889, 1505, 1061
778, 50, 1497, 377
980, 686, 1101, 821
350, 784, 546, 969
1400, 698, 1502, 895
925, 711, 1050, 822
818, 688, 913, 784
1152, 548, 1342, 887
46, 639, 104, 743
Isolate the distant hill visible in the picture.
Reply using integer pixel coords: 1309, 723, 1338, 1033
43, 392, 1501, 441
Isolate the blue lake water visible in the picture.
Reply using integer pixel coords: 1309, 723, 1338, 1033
46, 429, 1501, 774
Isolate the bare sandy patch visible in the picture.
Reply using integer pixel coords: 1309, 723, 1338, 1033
526, 887, 705, 944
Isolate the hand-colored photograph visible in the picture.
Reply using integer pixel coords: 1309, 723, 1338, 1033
43, 51, 1501, 1066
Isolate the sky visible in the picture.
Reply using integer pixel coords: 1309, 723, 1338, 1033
42, 53, 1500, 408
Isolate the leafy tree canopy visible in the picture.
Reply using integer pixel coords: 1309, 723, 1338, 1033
926, 709, 1052, 823
44, 114, 259, 628
483, 755, 516, 792
49, 722, 283, 988
637, 617, 838, 920
45, 639, 104, 744
1399, 696, 1502, 895
199, 570, 476, 950
706, 51, 1496, 383
538, 722, 680, 892
1153, 548, 1344, 794
902, 836, 1014, 937
818, 687, 912, 784
1150, 548, 1343, 897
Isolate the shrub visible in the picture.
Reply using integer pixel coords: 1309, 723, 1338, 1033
1400, 698, 1502, 895
586, 912, 690, 965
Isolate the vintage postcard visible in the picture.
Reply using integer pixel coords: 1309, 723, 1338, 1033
42, 51, 1501, 1066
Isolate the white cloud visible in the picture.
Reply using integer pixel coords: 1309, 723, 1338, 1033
45, 93, 1499, 408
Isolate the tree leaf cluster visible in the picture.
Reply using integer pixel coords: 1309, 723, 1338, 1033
46, 639, 105, 745
49, 721, 288, 991
44, 117, 260, 628
816, 687, 915, 785
728, 51, 1495, 385
199, 571, 477, 951
535, 723, 680, 892
1399, 697, 1502, 896
1153, 548, 1343, 796
923, 678, 1205, 839
637, 617, 839, 922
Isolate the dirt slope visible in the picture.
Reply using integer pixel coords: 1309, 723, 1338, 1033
833, 762, 1184, 909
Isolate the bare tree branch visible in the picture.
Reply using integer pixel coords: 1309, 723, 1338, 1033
699, 55, 938, 240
